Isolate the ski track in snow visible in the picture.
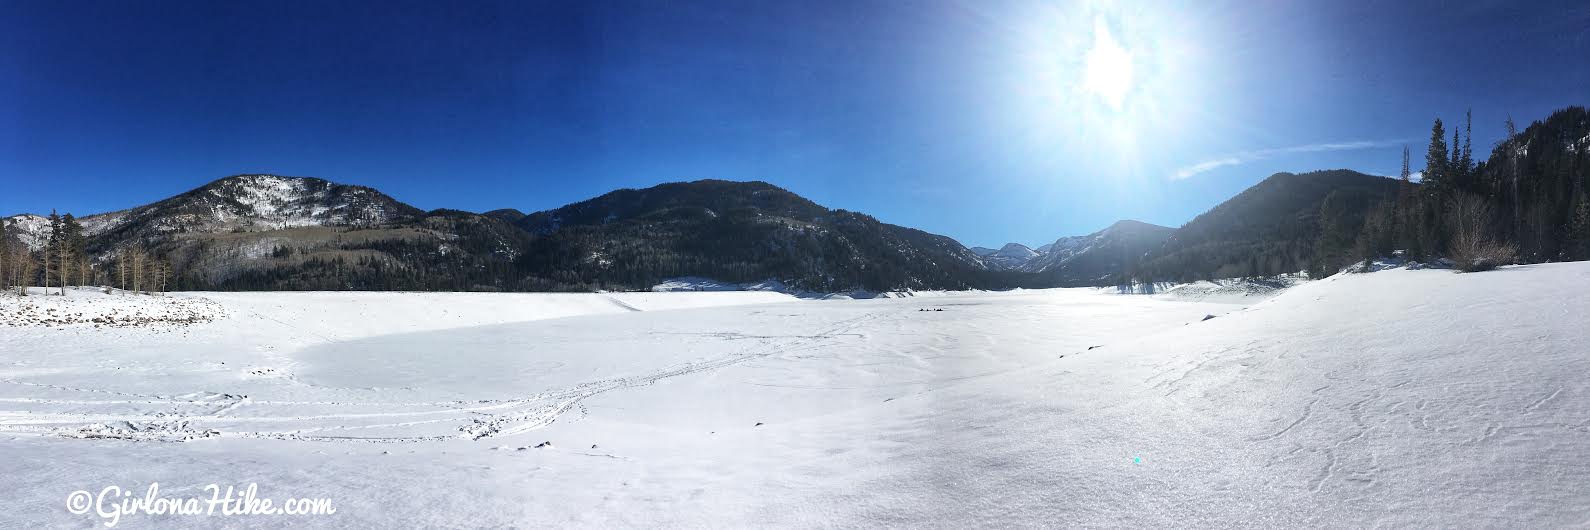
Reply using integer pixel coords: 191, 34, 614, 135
0, 311, 887, 444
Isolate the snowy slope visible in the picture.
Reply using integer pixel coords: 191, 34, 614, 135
1023, 219, 1173, 274
84, 174, 420, 238
5, 175, 418, 252
2, 263, 1588, 527
979, 242, 1041, 270
1025, 232, 1091, 271
1, 214, 51, 251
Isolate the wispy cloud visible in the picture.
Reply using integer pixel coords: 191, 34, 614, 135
1171, 139, 1407, 181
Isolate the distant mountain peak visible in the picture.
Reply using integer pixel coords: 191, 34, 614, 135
1, 213, 52, 251
976, 242, 1040, 269
997, 242, 1036, 255
73, 173, 423, 245
1012, 220, 1174, 281
513, 178, 988, 291
482, 208, 527, 223
1104, 219, 1168, 232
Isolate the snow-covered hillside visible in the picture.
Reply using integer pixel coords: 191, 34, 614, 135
2, 175, 419, 252
1, 213, 51, 251
84, 174, 419, 237
3, 263, 1588, 527
1022, 219, 1174, 274
972, 220, 1173, 277
980, 242, 1040, 269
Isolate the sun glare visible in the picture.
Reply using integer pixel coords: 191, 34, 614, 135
1082, 17, 1133, 110
1010, 3, 1196, 170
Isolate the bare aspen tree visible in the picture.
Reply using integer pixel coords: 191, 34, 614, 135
1, 243, 10, 294
20, 251, 36, 296
1448, 193, 1518, 272
0, 221, 8, 293
132, 247, 143, 293
13, 248, 29, 295
56, 238, 70, 296
58, 244, 69, 291
158, 260, 170, 294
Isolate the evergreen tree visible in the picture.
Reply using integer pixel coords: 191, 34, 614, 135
60, 213, 85, 289
1424, 119, 1449, 194
1459, 109, 1474, 186
1504, 115, 1521, 241
44, 210, 62, 293
1570, 194, 1590, 261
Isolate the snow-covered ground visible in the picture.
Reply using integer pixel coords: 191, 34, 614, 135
3, 263, 1588, 527
0, 287, 226, 327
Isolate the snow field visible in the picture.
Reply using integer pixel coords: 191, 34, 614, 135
1, 263, 1586, 527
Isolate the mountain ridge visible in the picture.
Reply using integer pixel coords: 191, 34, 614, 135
3, 176, 999, 292
0, 172, 1399, 292
5, 153, 1545, 292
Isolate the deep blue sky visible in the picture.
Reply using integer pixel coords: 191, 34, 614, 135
2, 0, 1586, 248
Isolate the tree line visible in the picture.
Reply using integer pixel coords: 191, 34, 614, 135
1342, 107, 1590, 274
0, 210, 170, 296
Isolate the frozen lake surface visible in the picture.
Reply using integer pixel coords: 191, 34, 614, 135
3, 263, 1588, 527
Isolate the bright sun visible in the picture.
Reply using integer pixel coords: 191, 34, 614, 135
1082, 17, 1133, 110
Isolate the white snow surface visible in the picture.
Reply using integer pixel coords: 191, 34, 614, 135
0, 287, 226, 327
2, 263, 1589, 527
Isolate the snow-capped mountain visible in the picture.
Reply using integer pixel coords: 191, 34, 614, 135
1023, 234, 1093, 273
5, 175, 996, 292
975, 243, 1041, 270
4, 174, 421, 252
84, 174, 422, 243
965, 220, 1171, 286
967, 221, 1172, 283
1022, 220, 1167, 273
0, 214, 52, 252
1031, 220, 1175, 284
